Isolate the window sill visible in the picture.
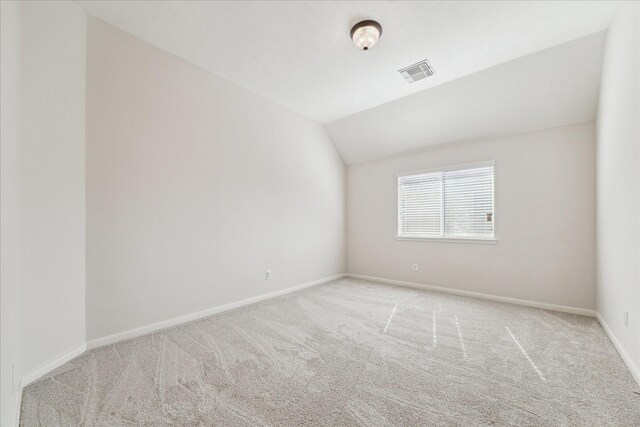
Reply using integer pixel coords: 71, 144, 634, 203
396, 236, 497, 244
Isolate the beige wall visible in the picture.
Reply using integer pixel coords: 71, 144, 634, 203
596, 1, 640, 376
1, 2, 23, 425
347, 122, 596, 310
19, 0, 87, 378
1, 2, 87, 425
85, 18, 346, 341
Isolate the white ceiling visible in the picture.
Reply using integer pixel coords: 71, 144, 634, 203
326, 31, 606, 164
78, 1, 616, 124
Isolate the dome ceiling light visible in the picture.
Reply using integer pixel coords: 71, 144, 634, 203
350, 20, 382, 52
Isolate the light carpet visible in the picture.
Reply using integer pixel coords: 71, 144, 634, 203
20, 278, 640, 426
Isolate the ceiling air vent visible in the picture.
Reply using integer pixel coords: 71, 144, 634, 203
398, 60, 435, 84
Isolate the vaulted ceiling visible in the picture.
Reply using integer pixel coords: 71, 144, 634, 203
327, 31, 606, 164
79, 1, 616, 163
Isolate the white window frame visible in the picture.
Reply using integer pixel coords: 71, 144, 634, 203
396, 160, 497, 244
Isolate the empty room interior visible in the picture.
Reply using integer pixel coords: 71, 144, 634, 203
1, 0, 640, 425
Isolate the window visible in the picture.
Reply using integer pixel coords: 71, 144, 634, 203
397, 162, 495, 242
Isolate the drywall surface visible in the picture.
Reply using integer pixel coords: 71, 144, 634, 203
326, 32, 605, 164
18, 0, 87, 379
1, 2, 22, 425
0, 2, 87, 424
77, 1, 615, 124
85, 18, 346, 341
596, 1, 640, 373
347, 122, 596, 310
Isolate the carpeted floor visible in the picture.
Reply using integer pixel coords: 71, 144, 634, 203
20, 278, 640, 426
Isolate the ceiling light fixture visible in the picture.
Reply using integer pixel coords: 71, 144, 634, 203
350, 20, 382, 51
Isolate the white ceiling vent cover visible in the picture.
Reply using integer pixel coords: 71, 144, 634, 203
399, 60, 435, 83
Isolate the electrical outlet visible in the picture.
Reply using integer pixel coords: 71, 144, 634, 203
412, 263, 418, 272
624, 311, 629, 327
266, 270, 271, 280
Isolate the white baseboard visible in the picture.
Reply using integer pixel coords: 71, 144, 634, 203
346, 273, 596, 317
596, 313, 640, 386
14, 380, 23, 427
87, 273, 345, 350
20, 343, 87, 389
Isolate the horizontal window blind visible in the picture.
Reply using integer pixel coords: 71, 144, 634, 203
398, 163, 494, 239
